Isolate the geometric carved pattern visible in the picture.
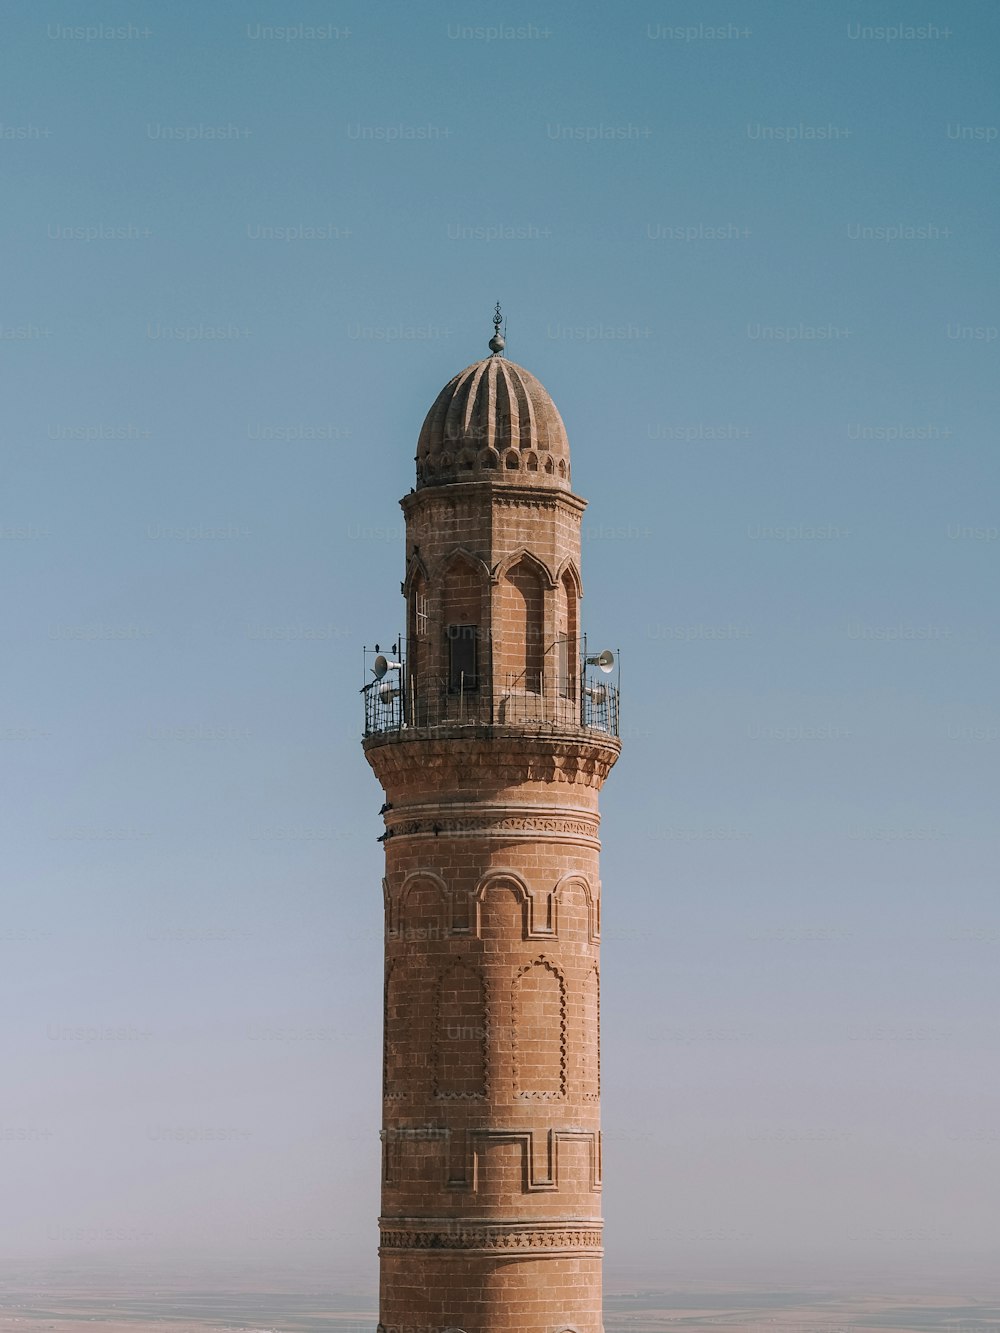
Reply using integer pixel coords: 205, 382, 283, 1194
444, 1127, 602, 1192
434, 960, 487, 1099
385, 811, 600, 844
582, 965, 600, 1102
513, 957, 566, 1099
378, 1218, 603, 1255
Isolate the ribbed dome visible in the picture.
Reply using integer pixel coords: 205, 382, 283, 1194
415, 355, 571, 489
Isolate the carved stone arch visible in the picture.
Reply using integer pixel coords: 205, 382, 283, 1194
551, 872, 596, 941
398, 870, 449, 937
554, 556, 583, 599
555, 562, 581, 705
435, 545, 491, 584
512, 955, 567, 1099
401, 551, 431, 596
494, 552, 549, 695
405, 557, 431, 691
437, 547, 489, 698
398, 868, 449, 896
492, 547, 557, 589
475, 869, 531, 939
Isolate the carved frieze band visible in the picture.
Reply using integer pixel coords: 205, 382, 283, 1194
366, 737, 620, 790
383, 804, 600, 845
378, 1218, 603, 1257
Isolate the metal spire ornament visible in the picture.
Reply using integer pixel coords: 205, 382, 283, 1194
489, 301, 505, 355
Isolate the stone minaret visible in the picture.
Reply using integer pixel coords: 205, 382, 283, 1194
363, 311, 620, 1333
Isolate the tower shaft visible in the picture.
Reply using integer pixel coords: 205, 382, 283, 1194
363, 343, 619, 1333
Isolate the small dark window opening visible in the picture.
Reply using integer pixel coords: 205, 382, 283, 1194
447, 624, 479, 691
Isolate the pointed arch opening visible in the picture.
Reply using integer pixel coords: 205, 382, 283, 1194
407, 567, 429, 698
497, 556, 545, 694
556, 567, 580, 700
441, 549, 486, 694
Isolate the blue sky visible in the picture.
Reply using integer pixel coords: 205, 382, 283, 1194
3, 0, 999, 1296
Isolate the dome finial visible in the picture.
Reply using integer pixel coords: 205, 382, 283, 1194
489, 301, 505, 355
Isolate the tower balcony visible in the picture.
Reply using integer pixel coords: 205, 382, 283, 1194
362, 650, 620, 740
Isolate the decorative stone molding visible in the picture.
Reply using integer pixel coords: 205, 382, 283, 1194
384, 809, 601, 846
365, 733, 620, 791
378, 1217, 603, 1257
445, 1127, 601, 1193
401, 481, 588, 519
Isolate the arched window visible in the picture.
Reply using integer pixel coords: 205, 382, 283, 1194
498, 557, 544, 693
556, 568, 579, 700
442, 553, 485, 693
407, 569, 428, 695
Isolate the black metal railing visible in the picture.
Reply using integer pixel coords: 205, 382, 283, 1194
362, 650, 620, 740
580, 672, 620, 735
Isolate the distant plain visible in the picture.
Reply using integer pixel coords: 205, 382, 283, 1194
3, 1269, 999, 1333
